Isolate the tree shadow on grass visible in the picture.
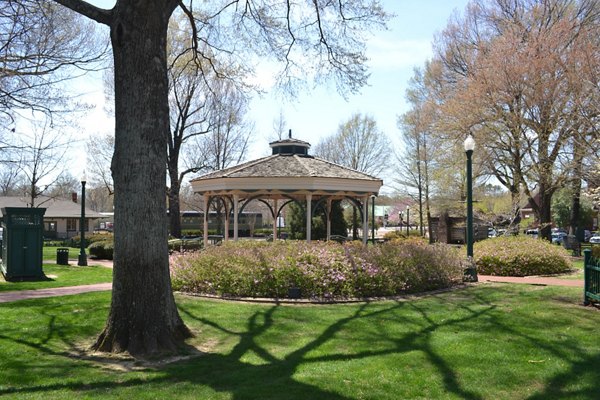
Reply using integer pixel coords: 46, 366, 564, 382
0, 286, 599, 399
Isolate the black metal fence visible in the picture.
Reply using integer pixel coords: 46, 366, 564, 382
584, 249, 600, 306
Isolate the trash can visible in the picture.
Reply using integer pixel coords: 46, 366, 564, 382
563, 235, 581, 257
56, 248, 69, 265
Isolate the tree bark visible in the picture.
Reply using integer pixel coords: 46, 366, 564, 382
537, 183, 554, 242
91, 0, 192, 356
568, 144, 585, 235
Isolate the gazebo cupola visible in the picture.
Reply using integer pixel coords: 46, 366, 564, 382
270, 130, 310, 156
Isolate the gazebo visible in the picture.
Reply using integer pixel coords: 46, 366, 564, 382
190, 134, 383, 246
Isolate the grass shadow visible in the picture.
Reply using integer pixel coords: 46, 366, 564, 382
0, 285, 599, 399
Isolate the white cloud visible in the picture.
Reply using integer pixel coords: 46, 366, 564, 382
367, 37, 433, 70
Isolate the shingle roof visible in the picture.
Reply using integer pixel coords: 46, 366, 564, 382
0, 196, 102, 219
191, 154, 380, 182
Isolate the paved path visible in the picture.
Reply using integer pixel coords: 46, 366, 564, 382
479, 275, 583, 287
65, 258, 114, 268
0, 283, 112, 303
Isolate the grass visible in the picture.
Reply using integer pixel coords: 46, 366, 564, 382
42, 246, 82, 261
0, 284, 599, 399
557, 259, 585, 280
0, 264, 112, 292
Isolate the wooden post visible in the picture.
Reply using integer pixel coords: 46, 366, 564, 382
326, 198, 332, 241
203, 194, 209, 248
306, 193, 312, 242
272, 198, 278, 241
223, 198, 229, 242
362, 195, 368, 245
233, 194, 239, 241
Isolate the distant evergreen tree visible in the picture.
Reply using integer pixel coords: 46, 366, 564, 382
329, 201, 349, 237
288, 202, 306, 240
288, 200, 348, 240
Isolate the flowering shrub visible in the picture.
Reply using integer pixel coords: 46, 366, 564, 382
474, 236, 572, 276
170, 240, 464, 299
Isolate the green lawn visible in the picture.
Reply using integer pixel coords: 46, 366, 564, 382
42, 246, 82, 261
0, 284, 598, 399
560, 258, 585, 280
0, 264, 112, 292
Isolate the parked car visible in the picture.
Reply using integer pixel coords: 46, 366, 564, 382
525, 228, 539, 239
551, 232, 567, 245
590, 236, 600, 244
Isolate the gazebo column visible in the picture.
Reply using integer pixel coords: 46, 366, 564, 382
362, 195, 369, 245
326, 198, 332, 240
223, 199, 230, 242
272, 198, 278, 241
233, 194, 239, 241
203, 194, 209, 248
306, 193, 312, 242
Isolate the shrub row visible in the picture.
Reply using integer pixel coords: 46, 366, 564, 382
65, 233, 114, 248
168, 239, 202, 252
474, 236, 572, 276
88, 240, 114, 260
169, 239, 465, 299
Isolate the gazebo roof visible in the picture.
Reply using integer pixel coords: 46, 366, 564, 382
190, 136, 382, 198
193, 154, 380, 181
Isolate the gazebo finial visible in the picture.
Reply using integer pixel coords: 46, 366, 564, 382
288, 129, 292, 139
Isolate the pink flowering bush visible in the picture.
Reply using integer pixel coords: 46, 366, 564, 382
170, 240, 464, 299
474, 236, 572, 276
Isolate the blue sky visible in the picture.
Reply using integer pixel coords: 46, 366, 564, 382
79, 1, 471, 191
248, 1, 471, 161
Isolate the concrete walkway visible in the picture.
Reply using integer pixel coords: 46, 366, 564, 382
0, 258, 114, 304
479, 275, 583, 287
0, 283, 112, 303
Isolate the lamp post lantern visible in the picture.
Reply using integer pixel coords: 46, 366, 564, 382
464, 134, 477, 281
371, 194, 376, 244
406, 205, 410, 237
78, 171, 88, 266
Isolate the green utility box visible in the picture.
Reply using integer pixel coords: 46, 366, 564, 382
1, 207, 46, 281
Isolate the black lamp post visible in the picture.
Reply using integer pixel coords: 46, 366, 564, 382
464, 134, 477, 281
406, 205, 410, 237
371, 194, 376, 243
78, 171, 88, 266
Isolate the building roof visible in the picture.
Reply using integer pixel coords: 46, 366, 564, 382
0, 196, 102, 219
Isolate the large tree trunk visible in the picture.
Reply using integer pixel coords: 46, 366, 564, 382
537, 183, 554, 242
93, 1, 191, 356
569, 144, 585, 235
